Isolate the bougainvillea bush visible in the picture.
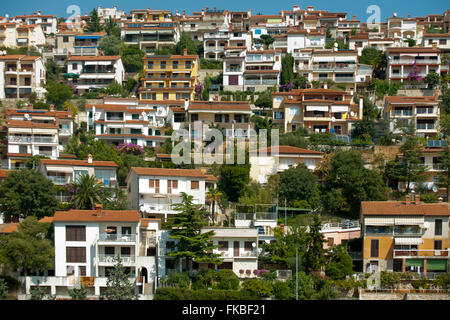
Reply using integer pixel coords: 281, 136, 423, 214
115, 143, 145, 155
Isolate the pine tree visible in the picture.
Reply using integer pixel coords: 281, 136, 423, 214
68, 284, 88, 300
103, 256, 139, 300
438, 144, 450, 202
84, 9, 103, 33
303, 215, 326, 273
166, 193, 222, 276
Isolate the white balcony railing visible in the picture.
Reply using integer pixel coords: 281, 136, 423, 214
219, 250, 257, 258
97, 254, 136, 264
98, 233, 136, 242
390, 59, 440, 65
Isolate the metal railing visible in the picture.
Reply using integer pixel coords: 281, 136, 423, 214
322, 220, 360, 230
225, 67, 242, 72
393, 249, 449, 257
219, 250, 257, 258
9, 136, 31, 143
48, 176, 70, 185
255, 212, 277, 220
390, 59, 439, 65
33, 137, 56, 143
97, 254, 136, 264
416, 123, 435, 130
334, 77, 355, 82
98, 233, 136, 242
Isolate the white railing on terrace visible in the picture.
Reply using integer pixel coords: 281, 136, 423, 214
321, 220, 360, 231
393, 249, 449, 258
219, 250, 257, 258
48, 176, 71, 185
390, 59, 440, 65
98, 233, 136, 242
97, 254, 136, 264
334, 77, 355, 82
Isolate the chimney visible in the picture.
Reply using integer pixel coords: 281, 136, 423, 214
183, 48, 187, 56
184, 98, 189, 110
323, 82, 328, 89
87, 154, 93, 164
95, 204, 103, 214
414, 194, 421, 204
49, 104, 54, 111
353, 15, 356, 21
405, 195, 411, 204
321, 26, 324, 34
408, 14, 411, 19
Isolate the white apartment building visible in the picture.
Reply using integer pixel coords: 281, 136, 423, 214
203, 29, 230, 60
177, 9, 230, 42
386, 46, 441, 87
86, 97, 173, 148
4, 107, 74, 169
97, 5, 126, 21
53, 31, 106, 66
22, 208, 161, 298
249, 145, 324, 184
384, 94, 440, 138
422, 31, 450, 53
67, 55, 125, 93
200, 227, 259, 279
286, 29, 326, 54
387, 16, 421, 43
0, 23, 45, 49
11, 12, 58, 35
0, 54, 46, 99
126, 167, 217, 220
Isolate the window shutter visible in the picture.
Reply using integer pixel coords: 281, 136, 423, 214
191, 181, 199, 189
149, 179, 154, 188
172, 180, 178, 188
370, 239, 379, 258
244, 241, 253, 251
435, 219, 442, 236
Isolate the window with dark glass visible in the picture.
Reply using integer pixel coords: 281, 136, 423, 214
66, 247, 86, 263
66, 226, 86, 241
435, 219, 442, 236
370, 239, 379, 258
218, 241, 228, 251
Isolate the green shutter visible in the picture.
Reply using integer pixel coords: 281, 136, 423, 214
427, 259, 447, 271
405, 259, 424, 268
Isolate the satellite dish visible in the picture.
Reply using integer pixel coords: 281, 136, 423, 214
334, 42, 338, 48
58, 145, 64, 151
24, 113, 31, 120
141, 111, 147, 118
331, 117, 336, 122
350, 111, 355, 117
432, 186, 438, 193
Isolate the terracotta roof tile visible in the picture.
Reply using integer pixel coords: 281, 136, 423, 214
251, 145, 323, 155
0, 223, 19, 234
131, 167, 209, 178
188, 101, 251, 111
53, 210, 141, 222
68, 55, 121, 61
40, 159, 119, 167
361, 201, 449, 216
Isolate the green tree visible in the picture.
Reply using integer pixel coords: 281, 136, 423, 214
45, 58, 61, 81
25, 155, 48, 169
241, 278, 273, 297
273, 281, 290, 300
255, 34, 274, 49
165, 193, 222, 276
254, 91, 272, 109
104, 81, 124, 95
0, 279, 8, 300
103, 256, 139, 300
30, 286, 49, 300
104, 17, 121, 38
121, 44, 145, 73
289, 271, 315, 299
322, 150, 387, 218
424, 71, 440, 89
99, 35, 122, 56
0, 169, 58, 221
278, 164, 320, 208
100, 186, 128, 210
206, 187, 222, 225
303, 215, 326, 273
68, 284, 88, 300
173, 32, 199, 55
404, 38, 416, 47
293, 74, 308, 89
281, 53, 294, 85
395, 134, 427, 192
215, 269, 239, 290
325, 245, 353, 280
45, 80, 73, 107
359, 47, 387, 79
0, 217, 54, 279
438, 145, 450, 201
84, 9, 103, 32
218, 164, 250, 202
71, 174, 104, 210
351, 119, 376, 141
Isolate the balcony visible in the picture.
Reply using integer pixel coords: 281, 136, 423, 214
334, 76, 355, 82
225, 67, 242, 72
390, 59, 440, 65
219, 250, 257, 258
98, 233, 136, 243
416, 123, 436, 130
393, 249, 449, 258
59, 129, 72, 135
97, 254, 136, 264
8, 136, 32, 143
48, 176, 71, 185
33, 137, 57, 143
393, 111, 413, 117
255, 212, 277, 221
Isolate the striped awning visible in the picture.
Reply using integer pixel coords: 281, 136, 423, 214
394, 217, 424, 225
365, 217, 394, 225
394, 237, 423, 245
306, 106, 328, 112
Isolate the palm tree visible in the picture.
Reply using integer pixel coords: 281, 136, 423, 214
206, 188, 222, 225
71, 174, 103, 209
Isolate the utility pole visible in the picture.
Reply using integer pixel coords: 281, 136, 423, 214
284, 198, 287, 227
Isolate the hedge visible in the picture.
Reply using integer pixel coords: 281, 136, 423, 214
154, 288, 260, 300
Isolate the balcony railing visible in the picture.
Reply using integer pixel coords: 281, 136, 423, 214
334, 77, 355, 82
98, 233, 136, 242
97, 254, 136, 264
225, 67, 242, 72
219, 250, 257, 258
417, 123, 435, 130
8, 136, 32, 143
390, 59, 440, 65
48, 176, 71, 185
255, 212, 277, 220
393, 249, 449, 258
33, 137, 56, 143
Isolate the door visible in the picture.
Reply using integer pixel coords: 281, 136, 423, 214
234, 241, 240, 257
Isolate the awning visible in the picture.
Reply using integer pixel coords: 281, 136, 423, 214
306, 106, 328, 112
17, 38, 28, 43
98, 61, 112, 65
46, 166, 73, 173
365, 217, 394, 225
313, 57, 332, 62
405, 259, 424, 268
394, 237, 423, 245
331, 106, 349, 113
427, 259, 447, 271
335, 57, 356, 62
395, 217, 424, 225
84, 61, 99, 66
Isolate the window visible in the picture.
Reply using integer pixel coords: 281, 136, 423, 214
163, 92, 169, 99
121, 247, 131, 256
244, 241, 253, 251
149, 179, 160, 193
67, 266, 75, 275
66, 247, 86, 263
173, 61, 178, 69
79, 266, 86, 276
218, 241, 228, 251
122, 227, 132, 235
229, 75, 239, 85
435, 219, 442, 236
185, 61, 191, 69
147, 62, 153, 69
370, 239, 379, 258
328, 238, 334, 246
105, 247, 115, 255
439, 39, 447, 45
132, 113, 140, 120
434, 240, 442, 250
72, 63, 78, 70
191, 113, 199, 122
66, 226, 86, 241
160, 61, 166, 69
191, 180, 199, 189
63, 36, 69, 43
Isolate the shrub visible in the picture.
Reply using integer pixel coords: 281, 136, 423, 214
0, 279, 8, 300
273, 281, 290, 300
215, 269, 239, 290
154, 288, 260, 300
420, 193, 438, 203
241, 278, 273, 297
163, 271, 190, 289
412, 277, 430, 290
380, 271, 401, 288
192, 269, 217, 290
433, 273, 450, 289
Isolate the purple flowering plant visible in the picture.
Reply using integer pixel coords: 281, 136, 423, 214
115, 143, 145, 155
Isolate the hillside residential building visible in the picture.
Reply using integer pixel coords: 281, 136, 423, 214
386, 46, 441, 87
0, 23, 46, 49
286, 28, 326, 54
139, 50, 199, 101
186, 100, 254, 139
126, 167, 217, 220
387, 16, 421, 43
21, 208, 160, 297
0, 54, 46, 99
129, 9, 173, 22
271, 88, 363, 135
177, 8, 230, 42
53, 31, 106, 66
4, 107, 74, 169
422, 32, 450, 53
122, 21, 179, 55
86, 97, 173, 148
97, 5, 126, 21
203, 29, 230, 60
293, 48, 371, 91
384, 94, 440, 138
67, 55, 125, 93
361, 200, 449, 277
11, 12, 58, 35
200, 227, 259, 278
249, 145, 323, 184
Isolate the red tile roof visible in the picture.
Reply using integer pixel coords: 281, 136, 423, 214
68, 55, 121, 61
40, 159, 119, 168
361, 201, 449, 216
0, 223, 19, 234
250, 145, 323, 155
131, 167, 209, 178
188, 101, 251, 111
53, 210, 141, 222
